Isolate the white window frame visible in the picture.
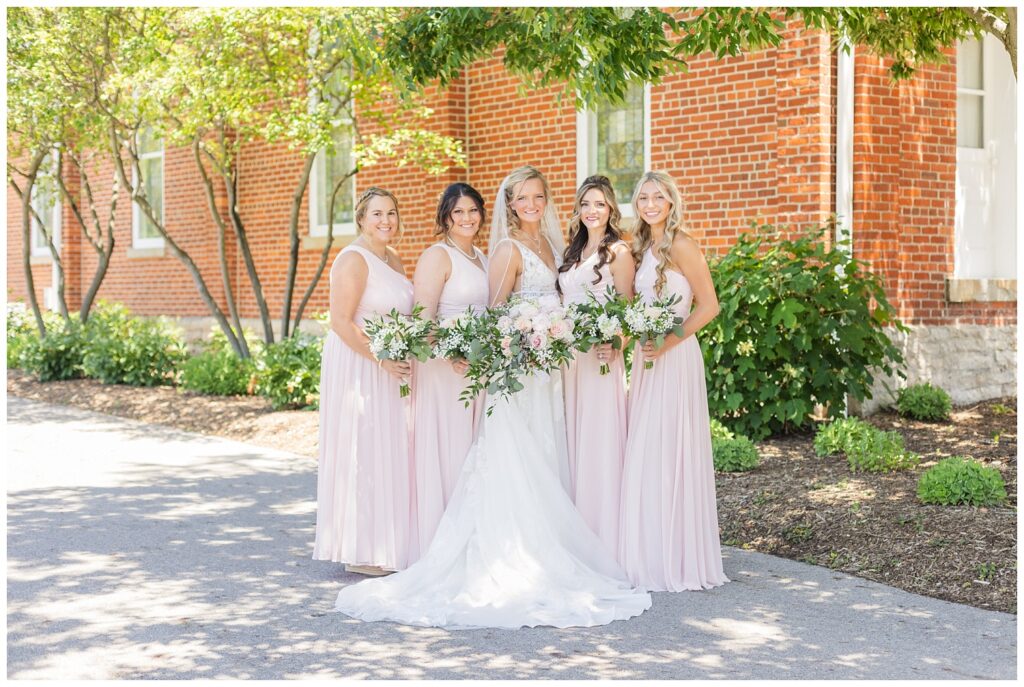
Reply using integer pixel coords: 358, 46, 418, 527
131, 132, 165, 249
576, 82, 651, 218
308, 123, 358, 238
956, 38, 985, 150
30, 151, 62, 258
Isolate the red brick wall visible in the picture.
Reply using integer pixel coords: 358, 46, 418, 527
853, 51, 1014, 326
7, 28, 1012, 331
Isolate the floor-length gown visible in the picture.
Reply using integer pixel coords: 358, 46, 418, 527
333, 238, 652, 629
558, 243, 628, 556
619, 247, 729, 591
312, 244, 416, 571
410, 242, 488, 562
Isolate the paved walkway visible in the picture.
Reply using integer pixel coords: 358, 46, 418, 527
6, 396, 1017, 679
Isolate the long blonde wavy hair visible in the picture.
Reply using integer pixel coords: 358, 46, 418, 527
488, 165, 564, 254
630, 171, 687, 297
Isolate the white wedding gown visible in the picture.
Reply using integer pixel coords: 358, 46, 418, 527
333, 239, 652, 629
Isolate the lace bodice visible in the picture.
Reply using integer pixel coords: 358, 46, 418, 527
504, 238, 561, 299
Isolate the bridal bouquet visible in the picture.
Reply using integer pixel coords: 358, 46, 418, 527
364, 305, 433, 397
432, 308, 482, 362
622, 294, 685, 369
461, 294, 577, 414
566, 286, 629, 375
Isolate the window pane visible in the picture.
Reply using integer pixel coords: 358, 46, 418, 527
592, 84, 645, 203
139, 155, 163, 238
318, 129, 355, 227
31, 157, 58, 248
957, 39, 983, 90
957, 94, 984, 148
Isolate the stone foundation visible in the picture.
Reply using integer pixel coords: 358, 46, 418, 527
851, 324, 1017, 415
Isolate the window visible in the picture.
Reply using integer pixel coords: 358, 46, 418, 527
309, 59, 356, 237
30, 152, 61, 258
577, 82, 650, 215
956, 39, 984, 149
132, 127, 165, 248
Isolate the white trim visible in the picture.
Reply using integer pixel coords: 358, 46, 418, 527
131, 135, 166, 249
835, 41, 854, 254
576, 82, 651, 217
29, 154, 62, 259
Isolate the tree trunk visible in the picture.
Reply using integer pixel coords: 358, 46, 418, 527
14, 150, 49, 336
108, 122, 246, 357
292, 168, 356, 331
193, 137, 250, 357
280, 152, 317, 339
221, 162, 274, 345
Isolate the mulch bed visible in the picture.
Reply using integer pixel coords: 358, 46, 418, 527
7, 369, 1017, 614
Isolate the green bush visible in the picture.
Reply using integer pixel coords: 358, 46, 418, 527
712, 435, 760, 472
701, 223, 906, 440
7, 301, 36, 369
813, 417, 875, 457
917, 457, 1007, 506
845, 429, 919, 473
182, 349, 256, 396
254, 333, 322, 409
80, 302, 186, 386
710, 418, 735, 441
897, 382, 952, 421
18, 319, 88, 381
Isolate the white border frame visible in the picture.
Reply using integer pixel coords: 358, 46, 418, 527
131, 134, 166, 249
576, 82, 651, 217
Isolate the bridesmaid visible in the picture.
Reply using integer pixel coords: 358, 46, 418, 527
410, 183, 489, 560
618, 171, 729, 591
557, 175, 635, 555
313, 187, 415, 576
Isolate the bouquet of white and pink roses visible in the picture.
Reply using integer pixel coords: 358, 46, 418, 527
461, 294, 577, 414
622, 293, 685, 369
566, 285, 629, 375
364, 305, 433, 397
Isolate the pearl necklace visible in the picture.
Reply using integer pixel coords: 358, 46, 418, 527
445, 237, 478, 262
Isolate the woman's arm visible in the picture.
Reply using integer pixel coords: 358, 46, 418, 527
609, 241, 636, 299
330, 252, 410, 379
642, 235, 720, 361
413, 245, 451, 321
487, 240, 521, 306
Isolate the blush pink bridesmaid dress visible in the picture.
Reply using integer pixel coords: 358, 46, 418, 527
410, 242, 488, 561
313, 244, 416, 571
558, 243, 629, 556
619, 247, 729, 591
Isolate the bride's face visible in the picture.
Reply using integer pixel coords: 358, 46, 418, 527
510, 178, 546, 226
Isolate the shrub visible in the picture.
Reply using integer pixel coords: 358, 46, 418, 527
181, 348, 256, 396
710, 418, 735, 441
700, 223, 906, 440
845, 429, 919, 473
18, 319, 88, 381
712, 435, 760, 472
7, 301, 36, 369
254, 333, 323, 409
917, 457, 1007, 507
80, 302, 186, 386
813, 417, 875, 457
897, 382, 952, 421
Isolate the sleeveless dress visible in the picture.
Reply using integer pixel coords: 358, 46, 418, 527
619, 248, 729, 591
333, 237, 651, 629
312, 244, 416, 571
410, 242, 489, 562
558, 243, 629, 557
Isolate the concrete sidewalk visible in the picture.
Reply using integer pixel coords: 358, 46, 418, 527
6, 396, 1017, 679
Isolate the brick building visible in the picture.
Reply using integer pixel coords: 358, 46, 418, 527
7, 24, 1016, 408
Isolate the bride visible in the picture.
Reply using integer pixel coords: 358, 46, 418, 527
333, 166, 652, 629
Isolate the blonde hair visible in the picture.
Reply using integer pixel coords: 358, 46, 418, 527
630, 171, 687, 297
355, 187, 402, 242
501, 165, 551, 235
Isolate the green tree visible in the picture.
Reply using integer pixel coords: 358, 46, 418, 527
384, 7, 1015, 110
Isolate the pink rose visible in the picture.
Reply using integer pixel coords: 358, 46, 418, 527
528, 332, 548, 350
548, 319, 568, 340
